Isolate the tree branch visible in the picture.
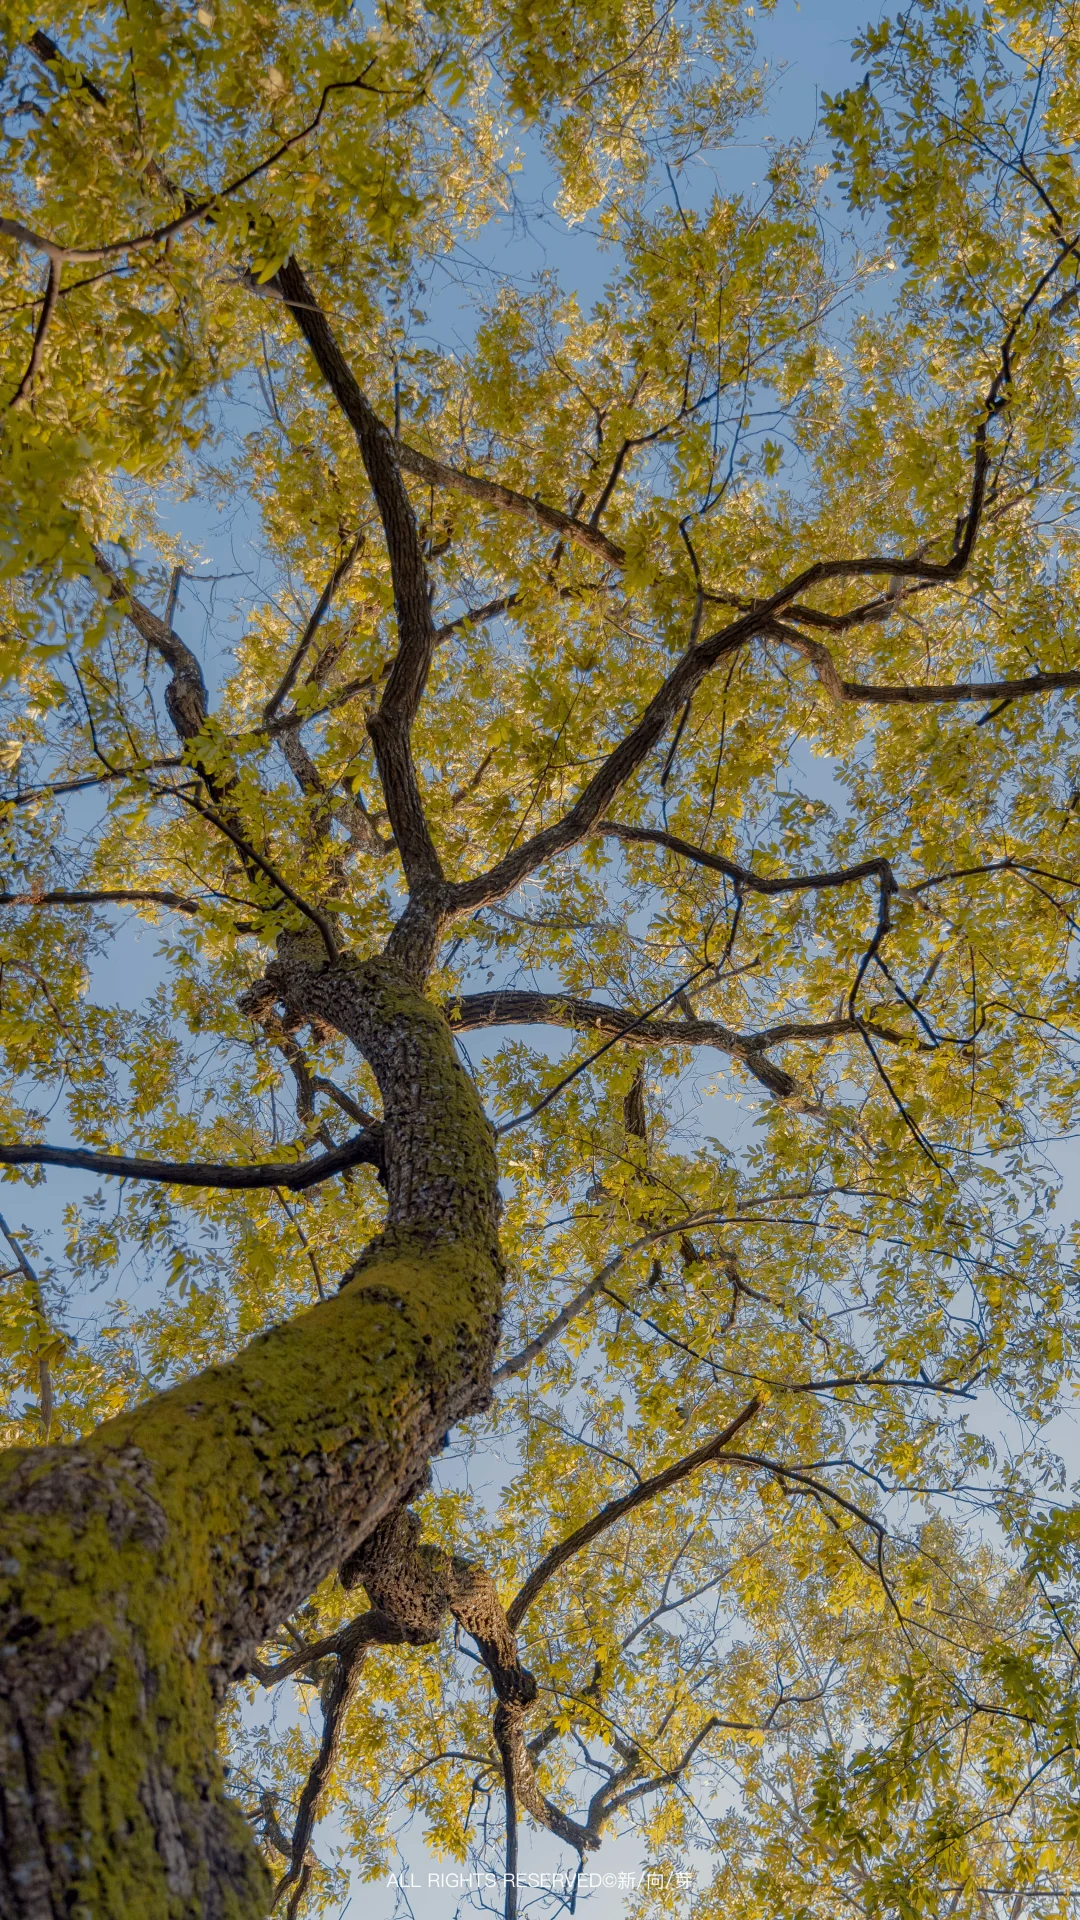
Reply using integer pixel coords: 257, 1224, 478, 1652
93, 548, 208, 739
0, 1130, 383, 1190
492, 1218, 718, 1384
599, 820, 895, 896
1, 758, 183, 807
507, 1397, 762, 1630
277, 726, 389, 858
270, 1611, 403, 1917
434, 240, 1078, 919
96, 554, 346, 951
768, 620, 1080, 706
169, 787, 341, 964
0, 1211, 54, 1438
263, 532, 365, 725
448, 988, 903, 1100
0, 73, 389, 268
393, 442, 626, 568
7, 254, 59, 408
0, 887, 203, 914
274, 258, 443, 885
28, 28, 108, 106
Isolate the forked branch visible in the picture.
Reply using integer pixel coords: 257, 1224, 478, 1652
449, 987, 904, 1100
260, 1409, 865, 1899
508, 1397, 761, 1629
274, 258, 442, 885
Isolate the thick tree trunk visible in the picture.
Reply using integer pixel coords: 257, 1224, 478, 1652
0, 956, 502, 1918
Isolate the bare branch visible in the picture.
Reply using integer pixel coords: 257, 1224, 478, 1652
310, 1078, 378, 1128
82, 562, 346, 952
447, 625, 754, 915
498, 1712, 520, 1920
487, 963, 736, 1129
592, 1715, 726, 1821
277, 726, 389, 857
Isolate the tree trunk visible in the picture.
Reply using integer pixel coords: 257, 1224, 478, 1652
0, 955, 503, 1918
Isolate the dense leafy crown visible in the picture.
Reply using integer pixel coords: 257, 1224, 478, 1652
3, 0, 1080, 1914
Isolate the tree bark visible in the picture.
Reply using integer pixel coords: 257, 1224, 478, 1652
0, 954, 503, 1918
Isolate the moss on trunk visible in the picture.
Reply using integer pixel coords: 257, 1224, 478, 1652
0, 959, 503, 1918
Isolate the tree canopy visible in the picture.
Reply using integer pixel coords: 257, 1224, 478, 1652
3, 2, 1080, 1916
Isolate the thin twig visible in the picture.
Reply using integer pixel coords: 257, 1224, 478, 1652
263, 532, 365, 724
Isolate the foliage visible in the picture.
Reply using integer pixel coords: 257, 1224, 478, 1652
3, 0, 1080, 1915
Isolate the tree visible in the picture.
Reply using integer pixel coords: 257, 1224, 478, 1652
2, 0, 1080, 1913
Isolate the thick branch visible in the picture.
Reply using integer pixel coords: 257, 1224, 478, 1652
339, 1510, 606, 1857
600, 820, 895, 896
274, 258, 442, 885
769, 622, 1080, 706
0, 1130, 383, 1190
0, 887, 202, 914
448, 988, 903, 1099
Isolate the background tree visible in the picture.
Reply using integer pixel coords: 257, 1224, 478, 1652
2, 1, 1080, 1915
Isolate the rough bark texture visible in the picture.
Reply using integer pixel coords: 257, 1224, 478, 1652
339, 1508, 605, 1856
0, 955, 503, 1918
